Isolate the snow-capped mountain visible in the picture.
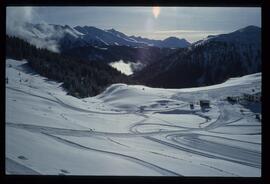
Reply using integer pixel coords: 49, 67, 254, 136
7, 22, 190, 52
159, 37, 190, 48
73, 26, 139, 47
128, 35, 190, 48
74, 25, 190, 48
135, 26, 261, 88
27, 23, 84, 40
15, 23, 89, 52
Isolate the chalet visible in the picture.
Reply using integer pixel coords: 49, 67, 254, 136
243, 92, 261, 102
199, 100, 210, 109
254, 92, 261, 102
227, 96, 240, 103
255, 114, 261, 121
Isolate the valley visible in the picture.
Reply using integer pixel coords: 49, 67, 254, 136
5, 7, 262, 177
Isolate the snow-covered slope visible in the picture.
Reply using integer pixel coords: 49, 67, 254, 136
6, 59, 261, 176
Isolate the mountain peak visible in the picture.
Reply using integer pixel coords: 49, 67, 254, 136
161, 37, 190, 48
107, 28, 125, 36
107, 28, 116, 32
237, 25, 261, 32
163, 36, 180, 41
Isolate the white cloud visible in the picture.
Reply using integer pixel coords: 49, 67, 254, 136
110, 60, 133, 76
6, 7, 34, 37
6, 7, 61, 52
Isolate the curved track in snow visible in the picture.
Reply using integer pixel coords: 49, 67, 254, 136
167, 134, 260, 168
6, 157, 41, 175
6, 121, 191, 138
7, 86, 128, 115
42, 132, 181, 176
145, 136, 259, 168
128, 104, 261, 169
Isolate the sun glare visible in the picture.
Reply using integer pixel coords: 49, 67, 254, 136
152, 6, 160, 18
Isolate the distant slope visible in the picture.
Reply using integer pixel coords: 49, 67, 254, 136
158, 37, 190, 48
62, 45, 179, 65
134, 26, 261, 88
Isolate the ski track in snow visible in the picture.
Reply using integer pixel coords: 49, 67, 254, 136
7, 86, 128, 115
6, 121, 192, 138
6, 157, 41, 175
41, 132, 181, 176
144, 136, 259, 168
168, 135, 260, 168
6, 59, 261, 176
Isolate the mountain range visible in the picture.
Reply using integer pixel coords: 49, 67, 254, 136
6, 24, 261, 97
21, 23, 190, 52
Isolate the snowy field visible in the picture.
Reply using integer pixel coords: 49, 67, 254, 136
5, 59, 261, 176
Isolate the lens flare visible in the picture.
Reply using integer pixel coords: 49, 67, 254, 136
152, 6, 160, 18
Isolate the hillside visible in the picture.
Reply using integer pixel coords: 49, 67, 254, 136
135, 26, 261, 88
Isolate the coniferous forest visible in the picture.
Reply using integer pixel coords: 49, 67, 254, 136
6, 36, 133, 97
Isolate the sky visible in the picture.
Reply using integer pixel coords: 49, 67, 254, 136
6, 6, 261, 43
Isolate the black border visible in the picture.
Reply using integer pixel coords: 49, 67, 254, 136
1, 0, 268, 184
2, 0, 264, 6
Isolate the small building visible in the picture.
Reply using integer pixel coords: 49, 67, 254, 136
200, 100, 210, 109
253, 92, 261, 102
227, 96, 239, 104
139, 106, 145, 113
243, 92, 261, 102
255, 114, 261, 121
243, 93, 251, 101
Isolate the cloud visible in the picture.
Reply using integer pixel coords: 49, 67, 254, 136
110, 60, 133, 76
6, 7, 61, 52
6, 7, 34, 37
